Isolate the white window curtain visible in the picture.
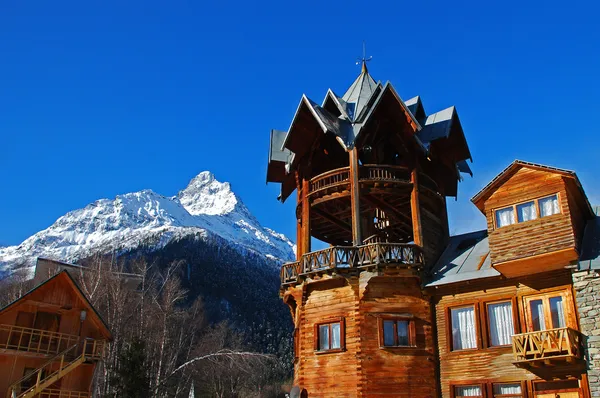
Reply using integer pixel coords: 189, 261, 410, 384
549, 297, 566, 328
455, 385, 482, 397
530, 299, 546, 331
517, 201, 537, 222
488, 302, 514, 346
493, 383, 522, 395
496, 207, 516, 227
539, 195, 559, 217
451, 307, 477, 350
331, 323, 341, 349
319, 325, 329, 350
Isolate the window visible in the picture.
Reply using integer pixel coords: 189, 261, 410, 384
494, 193, 561, 228
495, 207, 515, 228
516, 201, 537, 222
539, 194, 559, 217
492, 383, 523, 397
379, 317, 415, 347
454, 385, 483, 397
524, 292, 568, 331
450, 306, 478, 350
487, 301, 515, 346
314, 318, 345, 352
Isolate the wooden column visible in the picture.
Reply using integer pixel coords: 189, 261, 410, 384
410, 168, 423, 247
349, 147, 362, 245
301, 178, 311, 255
296, 178, 303, 260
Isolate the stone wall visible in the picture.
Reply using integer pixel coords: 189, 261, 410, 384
573, 270, 600, 397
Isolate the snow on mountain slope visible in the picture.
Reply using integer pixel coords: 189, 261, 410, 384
0, 172, 295, 274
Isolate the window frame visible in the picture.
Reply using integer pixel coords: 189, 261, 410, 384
489, 381, 527, 398
482, 297, 519, 348
493, 193, 562, 229
377, 316, 416, 348
522, 290, 571, 332
447, 303, 481, 352
314, 317, 345, 354
450, 381, 527, 398
450, 382, 486, 398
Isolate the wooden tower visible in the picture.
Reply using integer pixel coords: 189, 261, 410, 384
267, 62, 472, 397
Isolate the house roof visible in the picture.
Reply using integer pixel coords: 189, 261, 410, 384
579, 205, 600, 271
471, 160, 594, 216
0, 270, 112, 340
341, 62, 378, 122
426, 230, 500, 287
268, 66, 473, 201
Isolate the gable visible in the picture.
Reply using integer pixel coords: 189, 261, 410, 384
471, 161, 594, 219
0, 271, 111, 339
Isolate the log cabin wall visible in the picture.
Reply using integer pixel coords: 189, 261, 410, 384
432, 270, 588, 398
295, 278, 360, 397
358, 272, 437, 397
484, 168, 576, 265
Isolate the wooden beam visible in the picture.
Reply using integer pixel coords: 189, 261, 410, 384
349, 147, 362, 245
301, 178, 311, 255
312, 207, 352, 234
411, 168, 423, 247
362, 195, 413, 234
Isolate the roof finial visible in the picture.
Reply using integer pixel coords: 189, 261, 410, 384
356, 41, 372, 73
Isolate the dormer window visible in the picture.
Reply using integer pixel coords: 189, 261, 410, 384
495, 194, 561, 228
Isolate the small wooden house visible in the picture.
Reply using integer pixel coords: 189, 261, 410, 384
267, 63, 598, 397
0, 270, 111, 398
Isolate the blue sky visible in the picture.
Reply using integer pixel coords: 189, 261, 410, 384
1, 0, 599, 246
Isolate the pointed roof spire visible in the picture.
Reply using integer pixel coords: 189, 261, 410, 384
342, 43, 376, 122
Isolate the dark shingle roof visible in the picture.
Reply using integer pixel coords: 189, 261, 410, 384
426, 230, 500, 287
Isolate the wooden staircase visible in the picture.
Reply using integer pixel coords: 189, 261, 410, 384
7, 339, 106, 398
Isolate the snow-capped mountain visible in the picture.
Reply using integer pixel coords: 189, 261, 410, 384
0, 171, 295, 274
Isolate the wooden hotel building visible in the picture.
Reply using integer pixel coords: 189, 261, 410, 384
267, 62, 600, 397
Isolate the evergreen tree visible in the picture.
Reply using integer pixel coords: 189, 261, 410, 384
112, 338, 150, 398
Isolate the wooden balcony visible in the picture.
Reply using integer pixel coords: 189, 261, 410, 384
512, 327, 583, 368
307, 165, 439, 200
281, 243, 423, 285
0, 324, 79, 356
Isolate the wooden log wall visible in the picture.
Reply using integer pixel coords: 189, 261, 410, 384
296, 278, 360, 396
484, 168, 577, 265
283, 270, 438, 397
432, 270, 586, 398
358, 273, 437, 397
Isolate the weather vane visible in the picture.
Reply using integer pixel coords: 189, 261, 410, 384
356, 41, 372, 68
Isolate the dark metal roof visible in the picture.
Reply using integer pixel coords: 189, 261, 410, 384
426, 230, 500, 287
579, 205, 600, 271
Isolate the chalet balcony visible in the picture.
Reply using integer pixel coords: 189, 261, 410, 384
307, 164, 440, 200
281, 243, 424, 285
512, 327, 583, 368
0, 324, 80, 356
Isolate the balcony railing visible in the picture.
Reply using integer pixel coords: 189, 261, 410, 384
512, 327, 582, 365
306, 165, 440, 199
38, 389, 90, 398
281, 243, 423, 284
0, 324, 79, 356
